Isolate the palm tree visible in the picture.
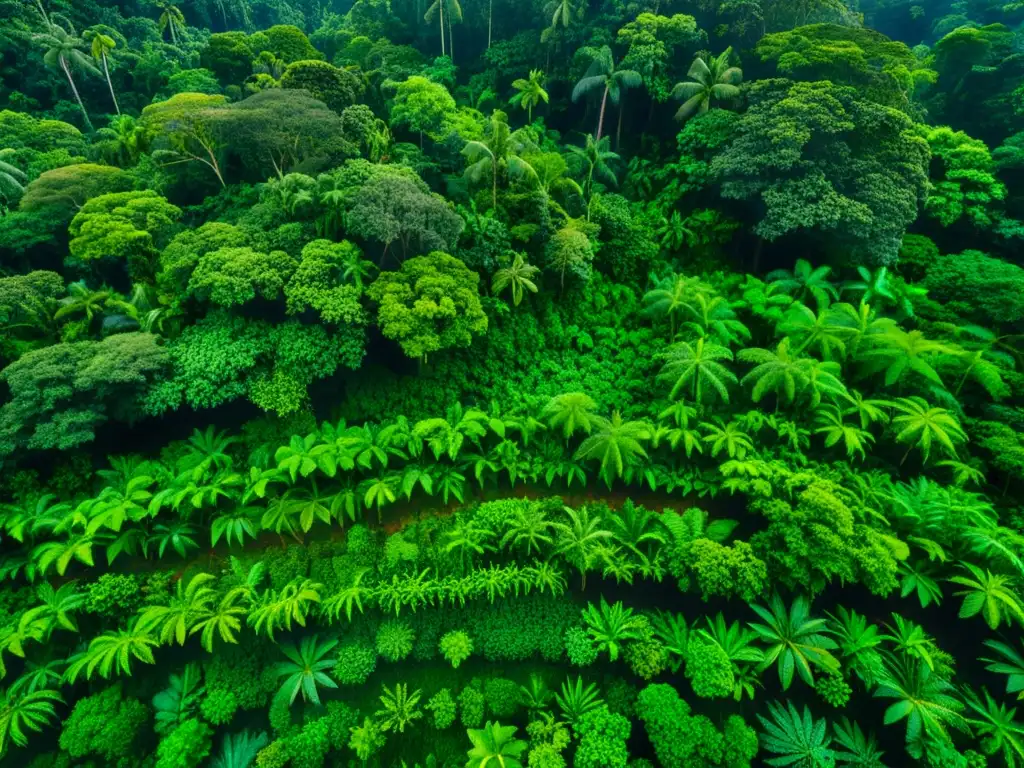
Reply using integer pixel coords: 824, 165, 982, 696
274, 635, 338, 707
510, 70, 549, 122
643, 273, 708, 338
492, 253, 540, 307
84, 27, 119, 114
34, 20, 99, 131
738, 338, 813, 407
949, 562, 1024, 630
891, 396, 967, 463
566, 134, 619, 217
463, 110, 537, 211
748, 594, 839, 690
573, 412, 651, 487
414, 403, 489, 461
500, 503, 555, 556
553, 505, 613, 590
424, 0, 462, 59
0, 151, 27, 205
572, 46, 642, 142
541, 392, 600, 440
672, 47, 742, 121
658, 337, 737, 404
0, 688, 63, 755
156, 1, 186, 45
466, 721, 527, 768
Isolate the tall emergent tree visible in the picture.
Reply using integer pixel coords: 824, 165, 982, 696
572, 46, 642, 142
34, 20, 99, 131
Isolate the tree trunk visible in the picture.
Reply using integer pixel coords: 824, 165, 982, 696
596, 85, 608, 141
492, 166, 497, 212
528, 103, 532, 122
102, 52, 120, 115
439, 1, 445, 56
61, 57, 93, 132
616, 95, 625, 150
447, 6, 454, 63
488, 0, 493, 48
34, 0, 50, 26
169, 19, 177, 45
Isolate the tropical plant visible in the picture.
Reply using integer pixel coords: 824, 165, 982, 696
156, 0, 186, 44
964, 687, 1024, 768
891, 397, 968, 463
63, 620, 159, 682
492, 253, 540, 307
553, 505, 613, 590
982, 640, 1024, 700
873, 655, 968, 753
571, 45, 642, 141
153, 663, 204, 735
0, 688, 62, 755
749, 594, 840, 690
672, 47, 742, 121
757, 699, 835, 768
573, 412, 651, 487
33, 19, 99, 131
659, 338, 737, 404
582, 598, 644, 661
466, 721, 527, 768
510, 70, 549, 122
274, 635, 338, 707
554, 676, 602, 724
376, 683, 424, 733
949, 562, 1024, 630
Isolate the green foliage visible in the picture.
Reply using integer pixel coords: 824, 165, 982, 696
376, 619, 416, 662
426, 688, 457, 729
367, 251, 487, 363
712, 79, 929, 264
59, 684, 148, 762
440, 630, 474, 668
155, 718, 213, 768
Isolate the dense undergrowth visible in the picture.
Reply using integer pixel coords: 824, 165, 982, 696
3, 0, 1024, 766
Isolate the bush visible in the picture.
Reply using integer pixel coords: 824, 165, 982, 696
458, 684, 485, 728
376, 620, 416, 662
334, 640, 378, 684
439, 630, 474, 668
426, 688, 457, 729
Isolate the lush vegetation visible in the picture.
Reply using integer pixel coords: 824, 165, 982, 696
2, 0, 1024, 765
